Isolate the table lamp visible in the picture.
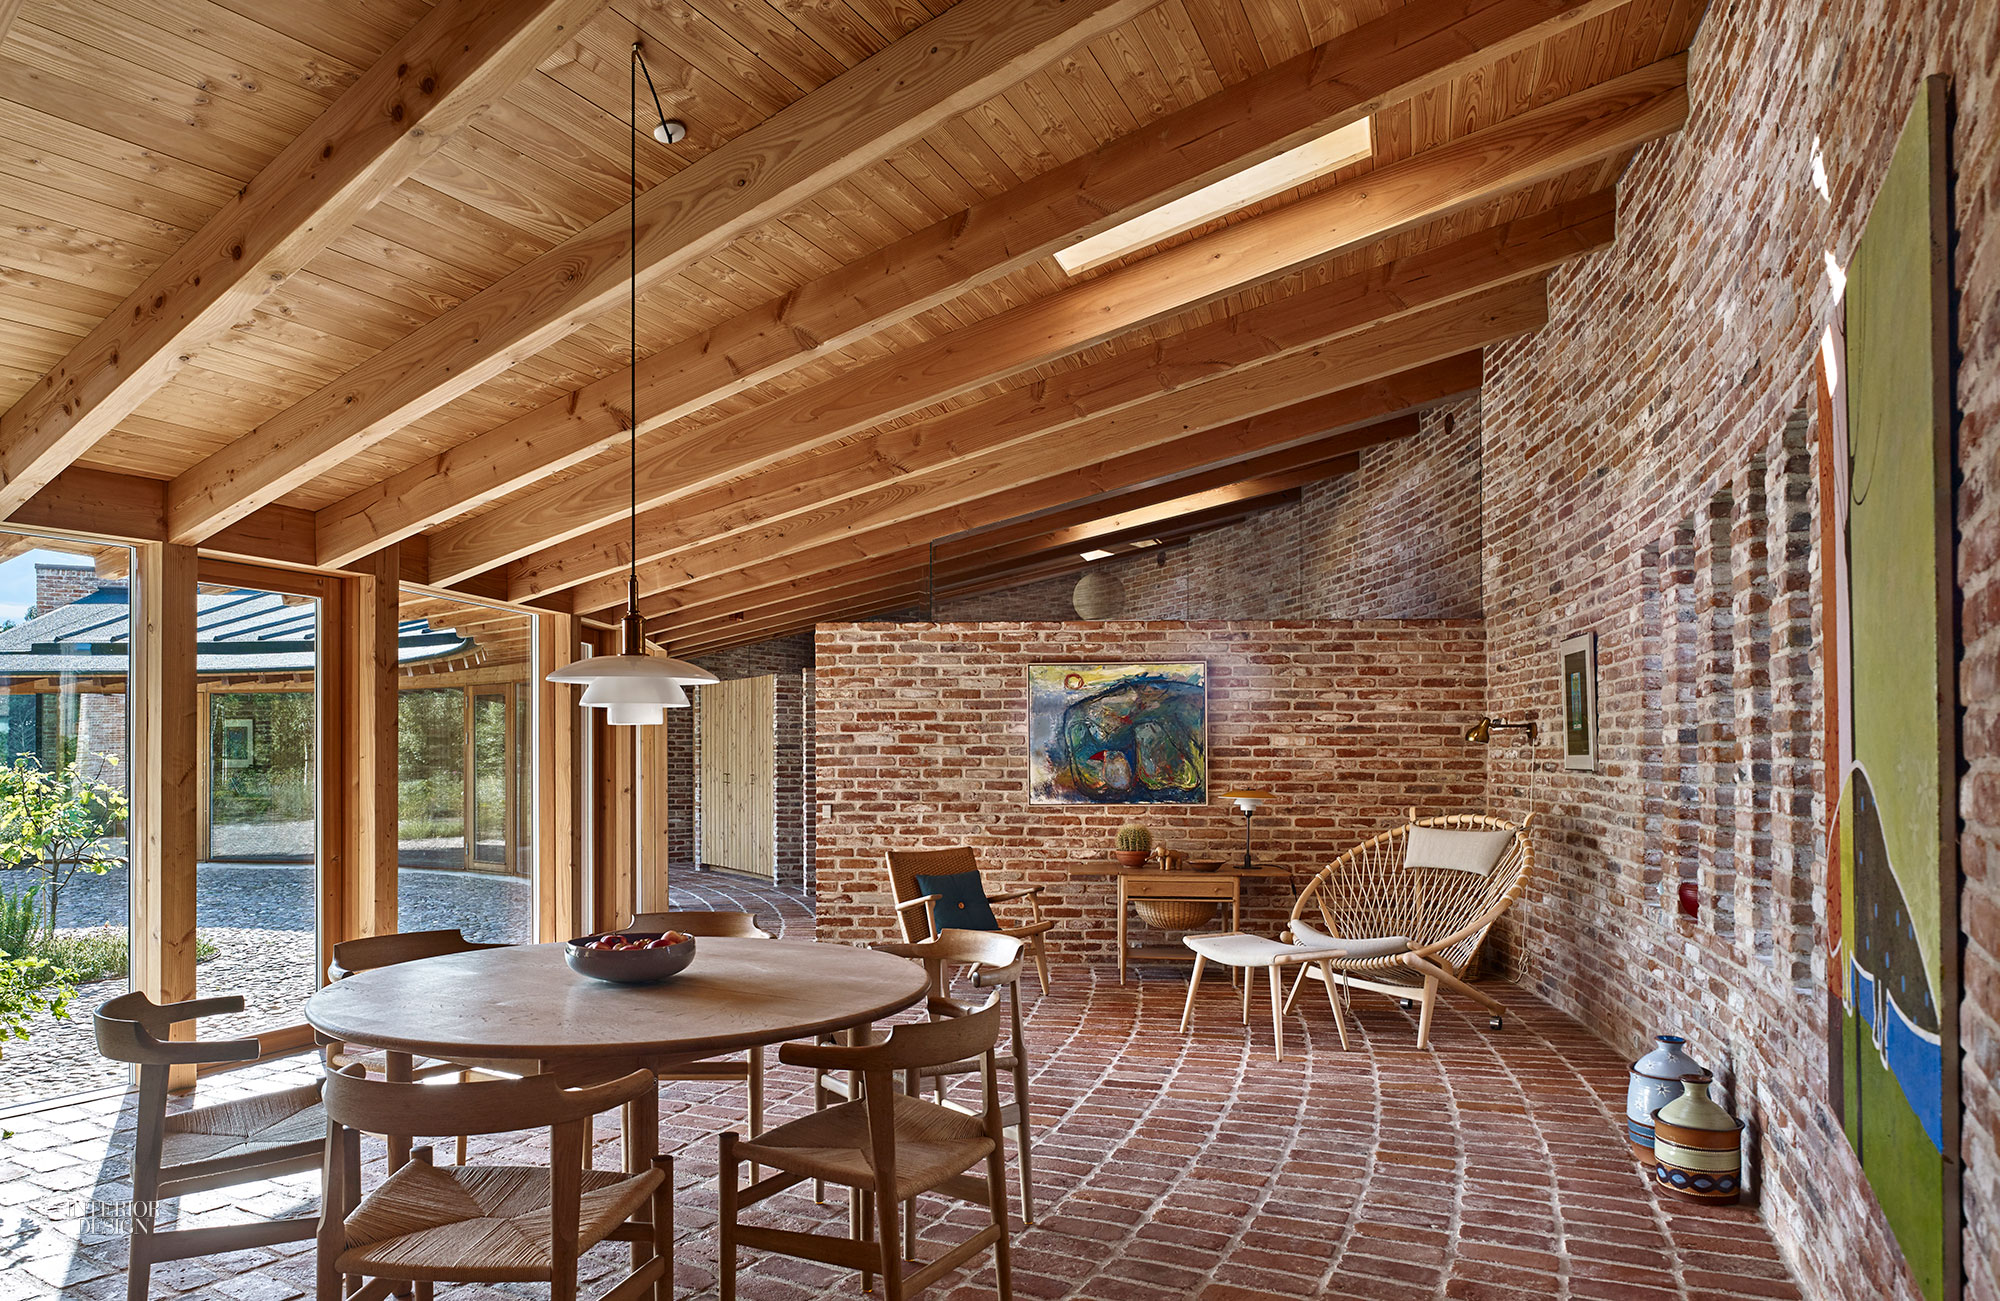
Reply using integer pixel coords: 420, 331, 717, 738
1218, 788, 1275, 868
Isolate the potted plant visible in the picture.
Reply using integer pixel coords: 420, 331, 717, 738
1113, 823, 1152, 868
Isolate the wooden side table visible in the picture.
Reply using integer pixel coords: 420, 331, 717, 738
1069, 864, 1294, 984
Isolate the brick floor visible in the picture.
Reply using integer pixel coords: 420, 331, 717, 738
0, 870, 1802, 1300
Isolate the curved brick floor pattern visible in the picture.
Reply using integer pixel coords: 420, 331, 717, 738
0, 872, 1801, 1300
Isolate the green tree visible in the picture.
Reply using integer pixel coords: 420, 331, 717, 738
0, 753, 129, 928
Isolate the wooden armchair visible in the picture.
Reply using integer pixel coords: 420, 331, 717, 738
628, 909, 773, 1147
323, 928, 513, 1167
317, 1065, 672, 1301
1286, 810, 1534, 1048
867, 930, 1038, 1228
94, 991, 324, 1301
719, 1002, 1016, 1301
883, 847, 1053, 993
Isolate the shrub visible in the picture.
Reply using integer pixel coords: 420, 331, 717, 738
37, 929, 220, 986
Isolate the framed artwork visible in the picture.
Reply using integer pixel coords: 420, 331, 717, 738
220, 718, 255, 769
1560, 631, 1598, 772
1027, 663, 1206, 805
1821, 76, 1959, 1300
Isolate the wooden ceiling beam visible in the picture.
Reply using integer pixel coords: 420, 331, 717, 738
615, 343, 1493, 628
926, 434, 1407, 565
312, 0, 1638, 568
659, 561, 933, 648
436, 53, 1683, 587
159, 0, 1161, 547
931, 457, 1361, 583
597, 282, 1534, 614
0, 0, 610, 521
519, 189, 1614, 608
667, 588, 928, 658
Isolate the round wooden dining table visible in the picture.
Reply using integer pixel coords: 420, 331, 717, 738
304, 937, 929, 1183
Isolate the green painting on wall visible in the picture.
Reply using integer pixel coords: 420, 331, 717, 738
1824, 75, 1959, 1300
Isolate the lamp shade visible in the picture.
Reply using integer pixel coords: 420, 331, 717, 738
1218, 787, 1274, 811
578, 676, 690, 708
547, 652, 717, 686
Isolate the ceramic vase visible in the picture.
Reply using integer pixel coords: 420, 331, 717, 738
1651, 1072, 1744, 1203
1626, 1034, 1703, 1160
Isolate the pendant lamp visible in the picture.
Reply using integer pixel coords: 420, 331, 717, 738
545, 42, 716, 724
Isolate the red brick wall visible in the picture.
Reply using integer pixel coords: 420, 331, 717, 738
1468, 3, 2000, 1298
812, 621, 1487, 961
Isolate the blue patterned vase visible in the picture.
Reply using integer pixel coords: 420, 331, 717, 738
1626, 1034, 1703, 1160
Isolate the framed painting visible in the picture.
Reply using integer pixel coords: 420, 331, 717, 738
220, 718, 254, 770
1560, 631, 1598, 772
1027, 663, 1206, 805
1821, 75, 1959, 1300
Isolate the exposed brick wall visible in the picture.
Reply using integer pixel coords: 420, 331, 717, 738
667, 632, 815, 895
1301, 399, 1484, 619
813, 621, 1487, 962
1467, 3, 1999, 1298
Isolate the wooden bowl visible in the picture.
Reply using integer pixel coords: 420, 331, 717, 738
564, 932, 696, 984
1186, 859, 1225, 873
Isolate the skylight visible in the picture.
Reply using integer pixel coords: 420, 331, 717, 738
1054, 118, 1374, 276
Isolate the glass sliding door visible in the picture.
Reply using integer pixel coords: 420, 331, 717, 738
0, 531, 135, 1106
396, 592, 533, 943
194, 573, 323, 1036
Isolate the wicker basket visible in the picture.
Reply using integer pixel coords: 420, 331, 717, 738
1132, 898, 1218, 931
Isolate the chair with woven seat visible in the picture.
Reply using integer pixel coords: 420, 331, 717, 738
836, 929, 1037, 1230
95, 991, 325, 1301
317, 1064, 673, 1301
884, 846, 1053, 994
1181, 810, 1533, 1055
719, 1001, 1015, 1301
628, 909, 773, 1148
323, 928, 513, 1167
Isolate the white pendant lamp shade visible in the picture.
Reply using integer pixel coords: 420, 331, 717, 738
547, 653, 717, 688
544, 45, 716, 728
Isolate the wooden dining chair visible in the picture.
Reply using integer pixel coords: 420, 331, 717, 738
719, 1002, 1015, 1301
884, 846, 1053, 993
94, 991, 324, 1301
318, 1064, 673, 1301
855, 930, 1039, 1230
627, 909, 773, 1149
322, 928, 513, 1167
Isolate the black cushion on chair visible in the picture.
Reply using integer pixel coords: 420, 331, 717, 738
915, 870, 1001, 931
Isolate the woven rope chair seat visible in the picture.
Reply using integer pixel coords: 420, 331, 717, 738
735, 1093, 993, 1201
337, 1162, 662, 1283
161, 1083, 324, 1166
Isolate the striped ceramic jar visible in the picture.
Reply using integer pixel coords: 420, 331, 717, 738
1650, 1073, 1744, 1204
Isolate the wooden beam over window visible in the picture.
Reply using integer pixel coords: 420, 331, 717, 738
310, 0, 1636, 569
160, 0, 1162, 547
0, 0, 611, 520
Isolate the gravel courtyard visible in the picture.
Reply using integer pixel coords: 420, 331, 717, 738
1, 861, 532, 1109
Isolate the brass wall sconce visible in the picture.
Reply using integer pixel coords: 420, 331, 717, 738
1465, 716, 1539, 745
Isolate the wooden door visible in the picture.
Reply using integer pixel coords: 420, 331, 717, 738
698, 674, 775, 877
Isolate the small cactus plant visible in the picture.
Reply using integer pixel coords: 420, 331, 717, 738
1116, 824, 1153, 853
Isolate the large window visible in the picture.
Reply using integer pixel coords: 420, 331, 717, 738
396, 592, 533, 943
194, 576, 323, 1035
0, 533, 133, 1107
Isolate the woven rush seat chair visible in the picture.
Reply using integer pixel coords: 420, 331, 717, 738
719, 1001, 1016, 1301
832, 930, 1038, 1228
94, 991, 325, 1301
884, 846, 1053, 993
317, 1064, 672, 1301
628, 909, 773, 1148
1182, 811, 1533, 1055
322, 928, 513, 1167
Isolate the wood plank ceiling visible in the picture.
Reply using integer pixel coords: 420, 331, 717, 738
0, 0, 1703, 655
